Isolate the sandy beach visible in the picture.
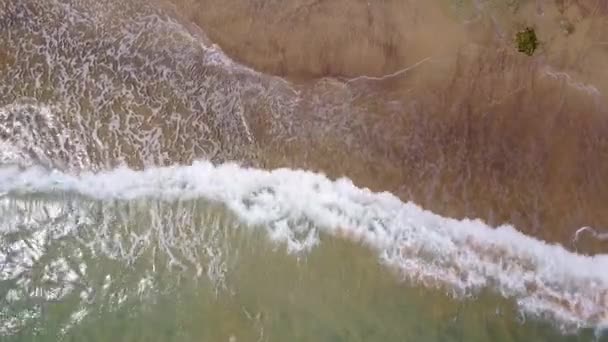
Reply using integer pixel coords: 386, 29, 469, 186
159, 0, 608, 251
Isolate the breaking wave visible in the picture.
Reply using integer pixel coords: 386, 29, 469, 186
1, 161, 607, 331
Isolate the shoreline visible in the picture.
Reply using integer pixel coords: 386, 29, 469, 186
1, 0, 608, 254
158, 0, 608, 252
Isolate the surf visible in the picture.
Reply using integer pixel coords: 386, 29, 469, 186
1, 161, 606, 331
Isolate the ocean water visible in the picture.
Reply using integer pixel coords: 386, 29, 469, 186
0, 162, 608, 341
1, 0, 607, 341
0, 164, 606, 341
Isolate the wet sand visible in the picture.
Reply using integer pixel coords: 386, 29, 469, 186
161, 0, 608, 80
1, 1, 608, 338
1, 0, 607, 253
159, 0, 608, 252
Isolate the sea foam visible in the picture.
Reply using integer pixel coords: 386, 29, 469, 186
0, 161, 606, 330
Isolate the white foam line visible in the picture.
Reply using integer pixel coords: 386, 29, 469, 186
345, 57, 432, 83
0, 161, 607, 330
541, 66, 601, 97
574, 226, 608, 243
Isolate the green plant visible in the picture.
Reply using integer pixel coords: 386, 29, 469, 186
515, 27, 538, 56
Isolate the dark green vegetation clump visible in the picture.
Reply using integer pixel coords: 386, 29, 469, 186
516, 27, 538, 56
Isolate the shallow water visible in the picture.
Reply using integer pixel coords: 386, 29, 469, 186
0, 193, 604, 342
0, 165, 607, 341
1, 0, 608, 340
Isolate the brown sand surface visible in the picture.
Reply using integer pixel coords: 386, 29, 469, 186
157, 0, 608, 253
4, 0, 606, 253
